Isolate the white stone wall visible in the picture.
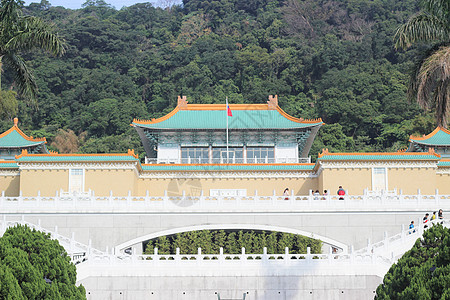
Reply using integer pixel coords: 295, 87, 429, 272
79, 275, 382, 300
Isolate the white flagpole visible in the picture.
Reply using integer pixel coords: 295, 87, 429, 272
226, 97, 229, 163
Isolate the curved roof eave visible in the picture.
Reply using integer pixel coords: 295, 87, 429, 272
409, 127, 450, 146
131, 103, 323, 130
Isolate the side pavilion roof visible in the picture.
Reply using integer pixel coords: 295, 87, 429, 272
409, 127, 450, 146
15, 149, 139, 163
0, 118, 46, 148
132, 96, 322, 130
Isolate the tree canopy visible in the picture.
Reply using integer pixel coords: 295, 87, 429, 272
143, 229, 322, 255
0, 225, 86, 299
0, 0, 439, 158
376, 224, 450, 299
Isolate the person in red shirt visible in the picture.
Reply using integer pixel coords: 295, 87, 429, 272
337, 186, 345, 200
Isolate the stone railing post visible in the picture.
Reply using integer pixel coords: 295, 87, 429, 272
153, 247, 159, 265
350, 245, 355, 263
328, 247, 333, 264
219, 247, 224, 263
127, 190, 132, 207
175, 248, 181, 262
70, 232, 75, 253
88, 239, 92, 256
401, 224, 405, 241
306, 247, 311, 264
383, 231, 389, 250
132, 248, 137, 264
197, 247, 202, 263
1, 215, 7, 236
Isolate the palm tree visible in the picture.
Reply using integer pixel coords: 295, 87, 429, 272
394, 0, 449, 128
0, 0, 65, 102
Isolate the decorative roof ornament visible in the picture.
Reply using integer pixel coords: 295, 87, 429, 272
267, 95, 278, 110
177, 95, 188, 109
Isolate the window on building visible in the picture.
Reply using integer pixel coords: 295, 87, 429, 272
212, 147, 243, 163
372, 167, 387, 191
69, 169, 84, 194
181, 147, 209, 163
247, 147, 274, 163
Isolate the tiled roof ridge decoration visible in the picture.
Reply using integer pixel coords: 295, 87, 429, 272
15, 148, 139, 160
409, 126, 450, 142
267, 95, 278, 110
318, 147, 441, 159
132, 95, 323, 125
397, 147, 408, 153
0, 118, 47, 143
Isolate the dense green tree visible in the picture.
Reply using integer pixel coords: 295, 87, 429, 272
144, 230, 322, 255
0, 225, 86, 299
376, 224, 450, 299
10, 0, 433, 156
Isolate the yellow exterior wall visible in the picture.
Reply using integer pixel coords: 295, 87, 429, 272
388, 167, 438, 194
320, 168, 372, 195
20, 169, 68, 196
85, 169, 137, 196
136, 174, 318, 196
0, 175, 20, 196
436, 172, 450, 194
9, 164, 450, 197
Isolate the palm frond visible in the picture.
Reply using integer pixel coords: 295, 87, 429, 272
421, 0, 450, 20
416, 46, 450, 127
4, 16, 66, 56
434, 78, 449, 127
3, 53, 38, 103
394, 13, 449, 49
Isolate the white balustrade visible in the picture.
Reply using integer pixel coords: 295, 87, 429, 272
75, 245, 394, 282
0, 190, 449, 213
145, 157, 311, 164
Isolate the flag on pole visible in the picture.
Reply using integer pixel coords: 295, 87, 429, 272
226, 99, 233, 117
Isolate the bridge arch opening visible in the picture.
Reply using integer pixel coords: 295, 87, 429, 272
114, 224, 349, 254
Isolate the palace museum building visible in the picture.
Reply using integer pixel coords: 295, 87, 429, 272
0, 95, 449, 197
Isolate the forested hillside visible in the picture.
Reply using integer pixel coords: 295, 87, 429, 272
1, 0, 437, 159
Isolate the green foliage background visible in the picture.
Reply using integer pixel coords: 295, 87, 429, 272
376, 224, 450, 299
0, 225, 86, 299
0, 0, 438, 158
143, 229, 322, 254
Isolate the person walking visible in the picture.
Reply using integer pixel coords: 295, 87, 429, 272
409, 221, 415, 234
283, 188, 289, 200
423, 213, 429, 228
